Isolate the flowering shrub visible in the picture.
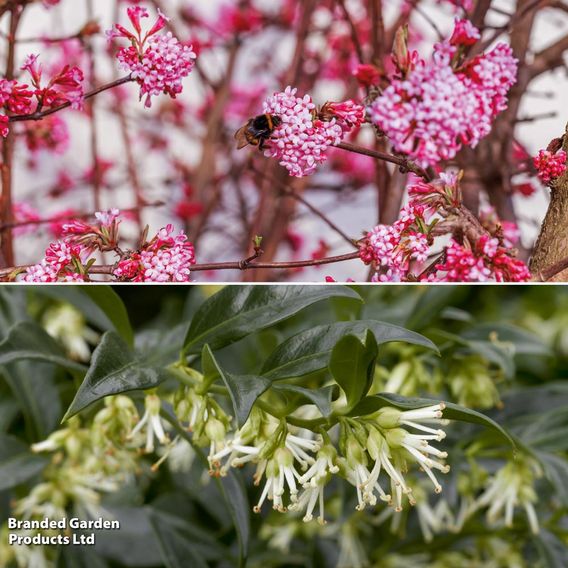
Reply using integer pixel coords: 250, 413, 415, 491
0, 1, 565, 282
22, 209, 196, 282
0, 285, 566, 567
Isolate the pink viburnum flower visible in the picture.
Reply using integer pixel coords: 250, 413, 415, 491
432, 237, 530, 282
0, 79, 34, 114
13, 202, 41, 236
360, 203, 430, 280
533, 149, 567, 184
22, 54, 84, 110
368, 20, 517, 167
261, 86, 363, 177
23, 241, 85, 283
450, 18, 480, 46
114, 224, 196, 282
109, 7, 197, 108
24, 115, 70, 155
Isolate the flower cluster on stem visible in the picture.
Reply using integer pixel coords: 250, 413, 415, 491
108, 7, 197, 108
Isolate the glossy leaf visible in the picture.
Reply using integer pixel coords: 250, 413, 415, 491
349, 393, 515, 448
148, 509, 209, 568
0, 435, 48, 491
0, 322, 85, 372
183, 286, 361, 354
3, 361, 62, 440
262, 320, 438, 380
536, 450, 568, 506
217, 470, 250, 566
203, 345, 271, 427
329, 331, 378, 410
63, 331, 172, 420
35, 287, 134, 347
463, 323, 552, 358
271, 384, 335, 417
405, 286, 469, 329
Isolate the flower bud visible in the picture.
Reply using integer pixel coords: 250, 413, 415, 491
374, 407, 402, 429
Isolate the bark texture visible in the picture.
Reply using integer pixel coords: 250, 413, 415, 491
530, 123, 568, 279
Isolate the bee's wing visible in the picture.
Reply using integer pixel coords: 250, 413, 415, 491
234, 126, 249, 149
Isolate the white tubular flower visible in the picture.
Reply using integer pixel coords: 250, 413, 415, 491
374, 404, 450, 498
285, 433, 320, 470
289, 444, 338, 524
14, 482, 67, 521
207, 412, 271, 476
298, 444, 339, 487
386, 427, 449, 494
343, 438, 391, 511
128, 394, 169, 453
290, 479, 326, 524
474, 459, 541, 534
165, 438, 196, 473
42, 303, 99, 362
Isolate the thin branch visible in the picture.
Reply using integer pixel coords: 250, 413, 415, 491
0, 251, 362, 281
250, 167, 356, 247
336, 0, 365, 64
336, 141, 432, 181
0, 201, 165, 232
9, 75, 133, 122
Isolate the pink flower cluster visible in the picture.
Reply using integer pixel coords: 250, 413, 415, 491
533, 149, 567, 184
109, 7, 197, 108
434, 236, 530, 282
261, 86, 364, 177
0, 79, 33, 137
360, 203, 430, 281
368, 20, 517, 167
24, 242, 85, 283
13, 202, 41, 236
22, 54, 84, 111
23, 210, 197, 283
114, 225, 196, 282
25, 115, 70, 155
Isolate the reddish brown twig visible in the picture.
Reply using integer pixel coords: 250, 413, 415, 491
9, 75, 133, 123
337, 141, 432, 181
0, 251, 362, 281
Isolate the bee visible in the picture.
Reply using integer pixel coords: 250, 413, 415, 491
234, 114, 282, 151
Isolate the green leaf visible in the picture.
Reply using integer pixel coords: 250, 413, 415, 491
464, 340, 515, 379
135, 323, 189, 368
217, 470, 250, 566
463, 323, 552, 358
147, 509, 209, 568
533, 529, 568, 568
349, 393, 515, 448
0, 435, 49, 491
63, 331, 172, 421
329, 331, 378, 410
3, 361, 62, 440
0, 322, 85, 372
203, 345, 271, 427
536, 450, 568, 506
92, 506, 162, 567
35, 287, 134, 347
271, 384, 335, 417
262, 320, 438, 381
82, 287, 134, 347
183, 286, 361, 354
406, 286, 469, 329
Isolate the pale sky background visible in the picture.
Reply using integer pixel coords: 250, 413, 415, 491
4, 0, 568, 281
